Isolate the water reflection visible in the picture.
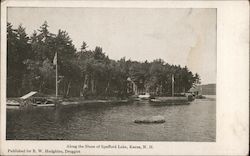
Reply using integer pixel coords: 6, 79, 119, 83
7, 97, 216, 141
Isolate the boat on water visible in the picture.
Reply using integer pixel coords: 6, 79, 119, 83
7, 92, 38, 109
150, 97, 190, 105
149, 74, 194, 105
138, 93, 150, 100
150, 93, 194, 105
22, 92, 56, 107
7, 91, 56, 109
150, 96, 188, 102
6, 99, 21, 109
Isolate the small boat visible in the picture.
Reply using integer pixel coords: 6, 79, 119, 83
138, 93, 150, 100
150, 92, 194, 104
7, 92, 57, 109
7, 105, 20, 109
7, 101, 20, 106
149, 74, 193, 105
7, 99, 21, 109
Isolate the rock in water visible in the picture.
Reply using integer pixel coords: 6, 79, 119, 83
134, 115, 165, 124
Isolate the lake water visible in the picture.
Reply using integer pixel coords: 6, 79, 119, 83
7, 96, 216, 141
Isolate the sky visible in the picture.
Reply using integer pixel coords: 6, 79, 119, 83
7, 8, 216, 84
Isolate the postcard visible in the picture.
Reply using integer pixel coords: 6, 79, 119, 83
1, 0, 249, 155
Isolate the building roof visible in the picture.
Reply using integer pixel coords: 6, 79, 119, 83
189, 86, 202, 92
20, 91, 38, 100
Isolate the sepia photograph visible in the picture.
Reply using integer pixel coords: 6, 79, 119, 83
1, 1, 249, 155
6, 7, 216, 141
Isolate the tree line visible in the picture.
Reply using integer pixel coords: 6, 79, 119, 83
7, 21, 200, 98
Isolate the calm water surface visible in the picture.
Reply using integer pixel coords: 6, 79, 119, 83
7, 96, 216, 141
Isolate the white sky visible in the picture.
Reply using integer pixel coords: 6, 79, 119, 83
8, 8, 216, 84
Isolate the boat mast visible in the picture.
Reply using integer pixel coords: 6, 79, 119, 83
53, 52, 58, 98
56, 59, 58, 97
172, 74, 174, 97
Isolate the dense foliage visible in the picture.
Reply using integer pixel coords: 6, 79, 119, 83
7, 22, 200, 98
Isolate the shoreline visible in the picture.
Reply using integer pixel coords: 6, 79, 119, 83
6, 95, 216, 110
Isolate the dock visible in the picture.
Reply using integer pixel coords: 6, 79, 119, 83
60, 99, 129, 106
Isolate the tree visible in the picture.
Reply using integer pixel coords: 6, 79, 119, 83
7, 23, 31, 96
7, 22, 19, 96
7, 21, 202, 98
80, 41, 88, 52
194, 73, 201, 86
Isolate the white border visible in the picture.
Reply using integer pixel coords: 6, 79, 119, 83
1, 1, 249, 155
